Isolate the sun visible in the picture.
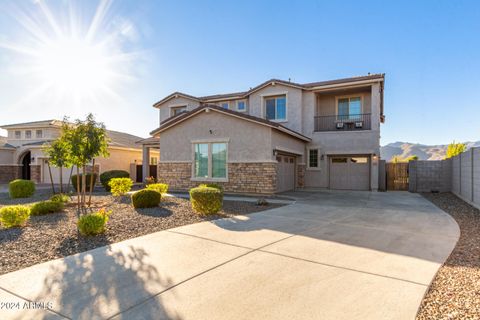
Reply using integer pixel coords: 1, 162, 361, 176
0, 0, 139, 106
35, 38, 113, 96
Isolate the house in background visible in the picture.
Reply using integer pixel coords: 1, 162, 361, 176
0, 120, 159, 184
141, 74, 385, 194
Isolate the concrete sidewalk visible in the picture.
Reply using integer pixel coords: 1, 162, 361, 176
0, 191, 459, 320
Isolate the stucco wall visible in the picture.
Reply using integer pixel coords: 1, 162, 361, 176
157, 96, 201, 124
159, 110, 274, 163
6, 127, 61, 147
0, 149, 14, 164
248, 84, 303, 134
271, 131, 305, 162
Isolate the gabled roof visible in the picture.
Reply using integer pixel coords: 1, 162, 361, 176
150, 104, 311, 142
0, 119, 63, 129
0, 136, 15, 149
153, 74, 385, 108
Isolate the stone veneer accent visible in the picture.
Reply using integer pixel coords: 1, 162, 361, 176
30, 165, 41, 183
0, 165, 21, 184
157, 162, 277, 194
297, 164, 306, 188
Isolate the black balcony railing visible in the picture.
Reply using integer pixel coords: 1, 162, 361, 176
314, 113, 371, 132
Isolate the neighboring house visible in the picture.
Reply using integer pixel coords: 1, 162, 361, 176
142, 74, 385, 193
0, 120, 159, 184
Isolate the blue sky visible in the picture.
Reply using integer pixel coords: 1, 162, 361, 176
0, 0, 479, 145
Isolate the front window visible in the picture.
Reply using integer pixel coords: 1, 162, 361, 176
25, 130, 32, 139
15, 131, 21, 139
221, 102, 229, 109
265, 95, 286, 121
237, 100, 246, 111
150, 157, 158, 165
36, 130, 42, 138
194, 142, 227, 179
337, 97, 361, 120
308, 149, 319, 168
171, 106, 187, 116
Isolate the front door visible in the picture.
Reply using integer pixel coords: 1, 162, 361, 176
277, 155, 295, 192
21, 152, 31, 180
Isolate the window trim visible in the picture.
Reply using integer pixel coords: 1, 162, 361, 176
191, 140, 229, 182
14, 131, 21, 139
220, 102, 229, 109
236, 100, 247, 112
36, 130, 43, 138
335, 94, 363, 119
25, 130, 32, 139
261, 92, 288, 122
170, 104, 188, 117
307, 147, 321, 170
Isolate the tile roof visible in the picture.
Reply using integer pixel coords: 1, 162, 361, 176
151, 104, 311, 142
153, 74, 385, 108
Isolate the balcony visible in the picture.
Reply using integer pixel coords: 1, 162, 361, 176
314, 113, 371, 132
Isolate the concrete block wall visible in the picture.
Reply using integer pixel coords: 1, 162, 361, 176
452, 156, 460, 194
460, 151, 473, 201
409, 160, 451, 193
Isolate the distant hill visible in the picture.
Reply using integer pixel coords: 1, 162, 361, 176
381, 141, 480, 161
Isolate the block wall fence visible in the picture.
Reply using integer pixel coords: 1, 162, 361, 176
409, 147, 480, 209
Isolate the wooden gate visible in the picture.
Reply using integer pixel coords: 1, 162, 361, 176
386, 163, 409, 190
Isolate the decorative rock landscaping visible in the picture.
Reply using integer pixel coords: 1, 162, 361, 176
417, 193, 480, 319
0, 192, 284, 275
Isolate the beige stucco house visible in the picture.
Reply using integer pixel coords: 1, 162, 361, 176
142, 74, 385, 194
0, 120, 159, 185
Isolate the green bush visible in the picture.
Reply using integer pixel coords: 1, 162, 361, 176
100, 170, 130, 191
50, 193, 70, 203
0, 205, 30, 228
189, 187, 223, 215
199, 183, 224, 192
132, 189, 161, 208
9, 179, 35, 199
71, 174, 98, 192
30, 200, 64, 215
109, 178, 133, 196
146, 183, 169, 195
77, 209, 111, 236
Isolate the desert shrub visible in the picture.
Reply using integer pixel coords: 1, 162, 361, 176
50, 193, 70, 203
0, 205, 30, 228
132, 189, 161, 208
146, 183, 169, 195
9, 179, 35, 199
30, 200, 64, 215
198, 183, 224, 192
71, 174, 98, 192
109, 178, 133, 196
77, 209, 111, 236
189, 187, 223, 215
100, 170, 130, 191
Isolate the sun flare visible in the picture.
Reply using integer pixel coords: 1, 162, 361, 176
0, 0, 139, 106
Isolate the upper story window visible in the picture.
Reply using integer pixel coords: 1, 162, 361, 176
337, 96, 362, 120
25, 130, 32, 139
15, 131, 21, 139
193, 142, 227, 179
236, 100, 246, 112
265, 95, 286, 121
221, 102, 229, 109
36, 130, 43, 138
171, 106, 187, 116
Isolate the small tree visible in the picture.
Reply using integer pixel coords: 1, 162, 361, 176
43, 137, 72, 194
405, 155, 419, 162
446, 141, 467, 159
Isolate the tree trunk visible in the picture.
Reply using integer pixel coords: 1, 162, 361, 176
59, 166, 63, 194
88, 159, 95, 206
76, 166, 80, 210
67, 166, 74, 194
82, 165, 87, 208
47, 163, 56, 194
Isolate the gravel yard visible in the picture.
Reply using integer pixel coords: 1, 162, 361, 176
0, 192, 284, 275
417, 192, 480, 319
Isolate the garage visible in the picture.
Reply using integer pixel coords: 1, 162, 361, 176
276, 154, 296, 192
329, 156, 370, 190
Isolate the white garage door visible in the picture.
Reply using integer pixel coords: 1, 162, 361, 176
277, 155, 295, 192
330, 156, 370, 190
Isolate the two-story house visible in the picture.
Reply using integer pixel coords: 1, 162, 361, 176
0, 120, 159, 184
142, 74, 385, 193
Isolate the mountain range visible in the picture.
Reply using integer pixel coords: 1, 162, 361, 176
381, 141, 480, 161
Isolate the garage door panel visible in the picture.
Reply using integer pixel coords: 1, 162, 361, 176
330, 156, 370, 191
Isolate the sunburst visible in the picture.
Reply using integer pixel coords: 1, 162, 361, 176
0, 0, 140, 108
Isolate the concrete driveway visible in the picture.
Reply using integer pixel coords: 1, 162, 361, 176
0, 191, 459, 320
